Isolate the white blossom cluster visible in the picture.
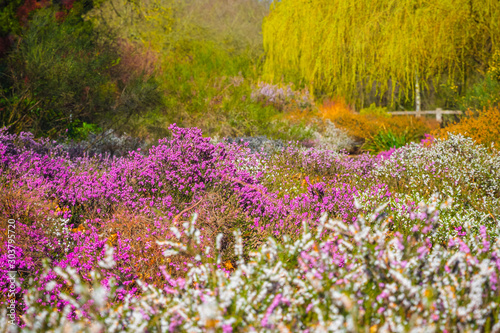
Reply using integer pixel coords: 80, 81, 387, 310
367, 133, 500, 241
44, 216, 73, 254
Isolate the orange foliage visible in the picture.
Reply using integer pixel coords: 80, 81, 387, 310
319, 98, 439, 141
433, 107, 500, 148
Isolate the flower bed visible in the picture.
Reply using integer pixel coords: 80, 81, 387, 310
0, 126, 499, 331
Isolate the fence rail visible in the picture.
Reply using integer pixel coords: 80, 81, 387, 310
388, 109, 462, 122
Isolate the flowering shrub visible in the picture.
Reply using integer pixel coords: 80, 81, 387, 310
4, 200, 500, 331
251, 82, 314, 111
308, 119, 357, 152
60, 129, 148, 158
278, 109, 358, 152
433, 107, 500, 148
1, 125, 500, 331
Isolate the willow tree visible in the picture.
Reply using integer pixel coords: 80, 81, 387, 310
263, 0, 500, 107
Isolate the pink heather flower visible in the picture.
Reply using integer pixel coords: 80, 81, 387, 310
491, 271, 498, 291
261, 294, 282, 328
421, 134, 435, 147
458, 240, 470, 254
454, 226, 466, 237
376, 291, 388, 302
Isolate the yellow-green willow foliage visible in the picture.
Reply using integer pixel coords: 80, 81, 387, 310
263, 0, 500, 106
86, 0, 269, 56
85, 0, 174, 52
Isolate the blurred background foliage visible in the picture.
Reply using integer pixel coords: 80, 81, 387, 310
263, 0, 500, 111
1, 0, 499, 152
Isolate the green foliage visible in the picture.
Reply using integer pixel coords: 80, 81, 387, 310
457, 73, 500, 111
359, 103, 391, 118
85, 0, 308, 142
1, 5, 163, 138
0, 0, 24, 36
263, 0, 500, 107
362, 129, 411, 153
2, 7, 114, 136
67, 119, 101, 140
85, 0, 175, 51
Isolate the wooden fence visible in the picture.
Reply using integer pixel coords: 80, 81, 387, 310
388, 108, 462, 122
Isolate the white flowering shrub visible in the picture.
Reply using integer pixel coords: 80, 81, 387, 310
307, 119, 357, 152
369, 134, 500, 243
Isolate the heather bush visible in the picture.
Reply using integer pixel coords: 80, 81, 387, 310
60, 129, 148, 158
3, 202, 500, 331
250, 81, 314, 112
1, 126, 500, 331
308, 119, 357, 152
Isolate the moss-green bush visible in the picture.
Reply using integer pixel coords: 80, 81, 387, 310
1, 5, 163, 138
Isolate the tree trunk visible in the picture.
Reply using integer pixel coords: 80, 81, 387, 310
415, 74, 421, 117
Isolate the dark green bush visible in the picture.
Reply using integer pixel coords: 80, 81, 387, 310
457, 73, 500, 112
1, 5, 163, 138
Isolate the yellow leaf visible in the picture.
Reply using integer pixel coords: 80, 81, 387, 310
205, 319, 219, 328
223, 260, 234, 270
107, 233, 118, 246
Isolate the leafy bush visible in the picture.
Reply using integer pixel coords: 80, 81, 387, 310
457, 73, 500, 112
433, 106, 500, 148
83, 0, 297, 142
1, 7, 117, 136
362, 129, 409, 153
359, 103, 391, 118
453, 51, 500, 112
0, 5, 163, 138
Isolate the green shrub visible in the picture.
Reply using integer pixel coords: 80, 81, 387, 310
1, 6, 163, 138
457, 73, 500, 112
84, 0, 307, 142
362, 128, 410, 153
359, 103, 391, 118
67, 120, 101, 141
